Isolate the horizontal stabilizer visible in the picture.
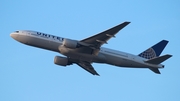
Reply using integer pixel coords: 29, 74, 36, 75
149, 68, 161, 74
145, 54, 172, 64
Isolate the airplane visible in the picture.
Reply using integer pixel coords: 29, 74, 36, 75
10, 22, 172, 76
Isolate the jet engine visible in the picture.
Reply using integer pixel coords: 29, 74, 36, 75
62, 39, 78, 49
54, 56, 69, 66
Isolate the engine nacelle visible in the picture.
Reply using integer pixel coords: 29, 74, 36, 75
63, 39, 78, 49
54, 56, 68, 66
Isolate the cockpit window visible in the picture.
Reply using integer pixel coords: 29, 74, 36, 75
15, 31, 19, 33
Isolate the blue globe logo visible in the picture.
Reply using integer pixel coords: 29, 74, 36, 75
139, 48, 156, 59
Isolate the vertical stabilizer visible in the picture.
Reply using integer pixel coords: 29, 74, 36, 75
138, 40, 168, 59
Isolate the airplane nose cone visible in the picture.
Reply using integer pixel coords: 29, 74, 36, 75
10, 33, 17, 40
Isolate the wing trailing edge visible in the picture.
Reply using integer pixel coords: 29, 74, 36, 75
80, 22, 130, 48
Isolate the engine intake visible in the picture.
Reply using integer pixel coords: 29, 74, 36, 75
54, 56, 69, 66
63, 39, 78, 49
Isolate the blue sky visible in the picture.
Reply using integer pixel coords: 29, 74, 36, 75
1, 0, 180, 101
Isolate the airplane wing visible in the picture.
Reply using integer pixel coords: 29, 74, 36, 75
76, 61, 100, 76
74, 22, 130, 74
80, 22, 130, 48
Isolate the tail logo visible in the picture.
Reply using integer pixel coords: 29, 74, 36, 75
139, 48, 156, 59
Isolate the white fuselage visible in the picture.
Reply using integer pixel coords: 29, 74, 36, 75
10, 30, 163, 69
